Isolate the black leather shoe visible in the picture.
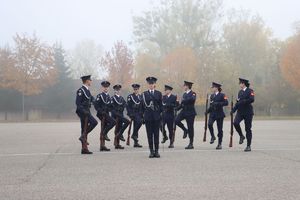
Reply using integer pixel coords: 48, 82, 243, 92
115, 145, 125, 149
81, 149, 93, 154
131, 135, 137, 141
100, 146, 110, 151
161, 137, 168, 144
216, 144, 222, 150
154, 150, 160, 158
185, 144, 194, 149
133, 143, 143, 148
168, 144, 174, 148
104, 135, 110, 141
239, 135, 245, 144
119, 135, 125, 142
183, 131, 188, 139
210, 136, 216, 144
149, 150, 155, 158
244, 146, 251, 152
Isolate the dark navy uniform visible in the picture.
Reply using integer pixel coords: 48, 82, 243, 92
142, 77, 163, 158
206, 82, 228, 148
94, 81, 116, 151
111, 88, 130, 149
127, 84, 143, 147
231, 78, 255, 151
161, 85, 179, 147
175, 81, 197, 149
75, 75, 98, 154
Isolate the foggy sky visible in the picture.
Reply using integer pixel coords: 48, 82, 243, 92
1, 0, 300, 51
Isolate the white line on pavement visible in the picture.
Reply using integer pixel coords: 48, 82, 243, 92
0, 148, 300, 157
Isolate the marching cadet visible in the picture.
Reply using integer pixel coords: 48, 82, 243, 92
161, 85, 179, 148
75, 75, 98, 154
175, 81, 197, 149
111, 84, 130, 149
94, 81, 116, 151
127, 84, 143, 148
142, 77, 163, 158
231, 78, 255, 152
206, 82, 228, 150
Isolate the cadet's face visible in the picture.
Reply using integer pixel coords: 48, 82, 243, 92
134, 88, 139, 94
85, 80, 92, 86
165, 89, 171, 95
149, 83, 155, 90
183, 85, 188, 91
103, 87, 109, 93
115, 90, 120, 95
239, 83, 245, 89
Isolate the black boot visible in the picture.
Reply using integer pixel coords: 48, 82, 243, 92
149, 150, 155, 158
81, 149, 93, 154
168, 143, 174, 148
183, 130, 188, 139
210, 136, 216, 144
154, 150, 160, 158
104, 134, 110, 141
100, 146, 110, 151
216, 144, 222, 150
115, 144, 125, 149
161, 136, 168, 144
239, 135, 245, 144
133, 142, 143, 148
185, 143, 194, 149
244, 146, 251, 152
119, 135, 125, 142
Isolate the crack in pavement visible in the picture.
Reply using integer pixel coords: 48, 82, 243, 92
18, 145, 63, 185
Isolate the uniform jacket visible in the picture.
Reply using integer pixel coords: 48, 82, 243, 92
232, 88, 255, 115
111, 94, 127, 118
178, 90, 197, 116
94, 92, 112, 116
142, 90, 163, 121
207, 92, 228, 119
162, 94, 178, 120
127, 93, 143, 117
76, 86, 93, 115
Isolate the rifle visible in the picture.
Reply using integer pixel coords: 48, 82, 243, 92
203, 93, 209, 142
229, 95, 234, 147
83, 115, 89, 146
100, 114, 106, 148
171, 110, 178, 144
114, 117, 119, 147
126, 119, 133, 146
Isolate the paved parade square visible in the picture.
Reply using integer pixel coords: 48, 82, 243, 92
0, 120, 299, 200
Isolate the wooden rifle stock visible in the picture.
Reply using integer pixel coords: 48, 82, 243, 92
172, 110, 178, 144
100, 114, 106, 147
114, 117, 119, 147
229, 95, 234, 147
203, 93, 209, 142
83, 115, 89, 146
126, 119, 133, 146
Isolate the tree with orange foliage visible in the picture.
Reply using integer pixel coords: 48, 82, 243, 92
280, 31, 300, 90
101, 41, 134, 90
161, 47, 199, 92
0, 33, 57, 119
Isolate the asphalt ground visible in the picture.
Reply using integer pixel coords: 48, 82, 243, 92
0, 120, 299, 200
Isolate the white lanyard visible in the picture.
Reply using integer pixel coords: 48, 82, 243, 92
130, 94, 141, 105
100, 94, 110, 104
113, 96, 123, 105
